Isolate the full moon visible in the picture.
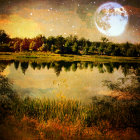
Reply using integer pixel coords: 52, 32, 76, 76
95, 2, 128, 36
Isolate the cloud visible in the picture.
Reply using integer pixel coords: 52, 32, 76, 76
0, 19, 11, 24
0, 14, 42, 38
124, 5, 140, 17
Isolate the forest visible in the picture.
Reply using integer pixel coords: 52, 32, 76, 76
0, 30, 140, 57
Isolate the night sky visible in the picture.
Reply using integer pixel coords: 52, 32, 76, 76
0, 0, 140, 43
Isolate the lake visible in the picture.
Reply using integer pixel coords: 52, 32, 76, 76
0, 60, 140, 102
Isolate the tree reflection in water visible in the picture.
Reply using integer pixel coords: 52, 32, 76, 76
0, 60, 140, 97
103, 65, 140, 100
5, 60, 139, 76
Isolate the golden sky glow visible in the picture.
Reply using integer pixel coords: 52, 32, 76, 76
0, 0, 140, 43
0, 7, 101, 41
1, 14, 41, 38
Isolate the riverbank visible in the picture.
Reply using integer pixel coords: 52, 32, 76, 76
0, 52, 140, 63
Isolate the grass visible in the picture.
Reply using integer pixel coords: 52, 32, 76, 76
11, 96, 139, 128
0, 52, 140, 63
1, 116, 139, 140
0, 94, 139, 139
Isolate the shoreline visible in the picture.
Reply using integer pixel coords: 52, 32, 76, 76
0, 52, 140, 63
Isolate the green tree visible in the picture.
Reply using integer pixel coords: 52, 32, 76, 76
105, 43, 114, 55
121, 42, 130, 56
78, 37, 86, 50
55, 36, 65, 53
89, 44, 95, 54
98, 43, 104, 55
64, 40, 72, 54
113, 44, 121, 56
50, 44, 55, 52
83, 43, 89, 54
72, 42, 78, 54
46, 36, 56, 51
126, 47, 138, 57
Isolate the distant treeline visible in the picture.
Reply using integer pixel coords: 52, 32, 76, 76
0, 30, 140, 57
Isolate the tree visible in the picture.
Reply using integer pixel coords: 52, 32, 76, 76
29, 41, 37, 51
72, 42, 78, 54
0, 30, 10, 44
79, 37, 86, 49
46, 36, 56, 51
98, 43, 104, 55
64, 40, 72, 54
51, 44, 56, 52
55, 36, 65, 54
83, 43, 89, 54
33, 35, 44, 50
126, 47, 138, 57
121, 42, 130, 56
105, 43, 113, 55
101, 37, 109, 43
89, 44, 95, 54
14, 41, 20, 52
19, 42, 23, 52
38, 43, 48, 52
20, 38, 30, 51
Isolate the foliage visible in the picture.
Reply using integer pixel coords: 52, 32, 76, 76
101, 37, 109, 43
0, 30, 10, 44
0, 30, 140, 57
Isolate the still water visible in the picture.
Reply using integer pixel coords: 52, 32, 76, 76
0, 60, 140, 102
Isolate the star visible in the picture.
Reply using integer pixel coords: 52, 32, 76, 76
50, 29, 54, 32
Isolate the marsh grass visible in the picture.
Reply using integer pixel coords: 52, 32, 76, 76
8, 96, 139, 129
0, 93, 140, 139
